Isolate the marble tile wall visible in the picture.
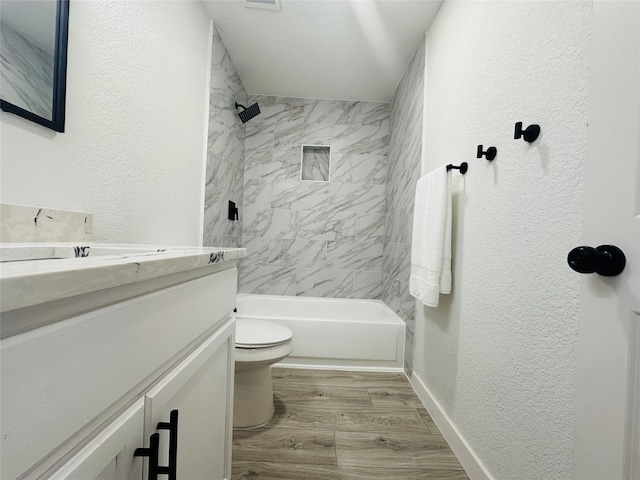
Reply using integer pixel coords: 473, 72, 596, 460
202, 26, 247, 248
0, 22, 54, 120
0, 203, 93, 242
239, 95, 389, 298
383, 40, 425, 375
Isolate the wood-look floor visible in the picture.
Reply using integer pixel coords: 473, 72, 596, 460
232, 368, 469, 480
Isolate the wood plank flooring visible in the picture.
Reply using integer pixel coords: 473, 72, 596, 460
232, 368, 468, 480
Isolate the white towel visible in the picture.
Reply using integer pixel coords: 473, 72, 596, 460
409, 165, 452, 307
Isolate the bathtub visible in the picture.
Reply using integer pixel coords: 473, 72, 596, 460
235, 294, 406, 371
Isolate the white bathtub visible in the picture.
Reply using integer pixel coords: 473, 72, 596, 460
235, 294, 406, 371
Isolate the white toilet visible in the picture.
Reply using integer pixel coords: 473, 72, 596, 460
233, 318, 293, 428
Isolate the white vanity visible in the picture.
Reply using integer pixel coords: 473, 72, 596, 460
0, 244, 246, 480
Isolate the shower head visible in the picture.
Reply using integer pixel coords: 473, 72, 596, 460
235, 102, 261, 123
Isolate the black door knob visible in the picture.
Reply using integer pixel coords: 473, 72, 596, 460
567, 245, 626, 276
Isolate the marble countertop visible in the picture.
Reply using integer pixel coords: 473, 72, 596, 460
0, 243, 246, 313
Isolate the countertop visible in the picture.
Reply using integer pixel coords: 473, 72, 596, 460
0, 243, 246, 313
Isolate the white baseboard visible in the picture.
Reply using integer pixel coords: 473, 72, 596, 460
272, 363, 405, 373
410, 373, 494, 480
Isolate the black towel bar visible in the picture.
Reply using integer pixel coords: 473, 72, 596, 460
446, 162, 468, 174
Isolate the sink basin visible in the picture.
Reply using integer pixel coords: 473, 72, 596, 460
0, 244, 245, 317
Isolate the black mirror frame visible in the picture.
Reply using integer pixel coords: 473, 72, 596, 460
1, 0, 70, 133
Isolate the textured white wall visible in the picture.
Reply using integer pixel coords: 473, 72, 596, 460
415, 2, 592, 479
0, 1, 210, 245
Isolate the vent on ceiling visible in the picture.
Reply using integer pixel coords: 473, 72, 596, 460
245, 0, 280, 10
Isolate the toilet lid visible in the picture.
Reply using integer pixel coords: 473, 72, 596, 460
235, 318, 293, 348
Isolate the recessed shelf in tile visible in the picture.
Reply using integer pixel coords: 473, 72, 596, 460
301, 145, 330, 182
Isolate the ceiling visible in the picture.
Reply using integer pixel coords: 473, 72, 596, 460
202, 0, 442, 102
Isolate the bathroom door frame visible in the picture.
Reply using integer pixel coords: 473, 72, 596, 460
571, 2, 640, 479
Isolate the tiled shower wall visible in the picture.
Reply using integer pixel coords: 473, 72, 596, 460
202, 26, 247, 248
383, 41, 425, 374
239, 95, 390, 298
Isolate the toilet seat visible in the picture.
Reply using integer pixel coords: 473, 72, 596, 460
234, 339, 294, 364
235, 318, 293, 349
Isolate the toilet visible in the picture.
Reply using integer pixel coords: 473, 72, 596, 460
233, 318, 294, 428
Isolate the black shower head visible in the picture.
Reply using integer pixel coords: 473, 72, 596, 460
235, 102, 261, 123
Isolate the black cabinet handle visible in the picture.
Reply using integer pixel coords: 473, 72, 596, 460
567, 244, 626, 276
156, 410, 178, 480
134, 433, 160, 480
134, 410, 179, 480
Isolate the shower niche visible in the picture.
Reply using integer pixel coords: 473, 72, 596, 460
301, 145, 330, 182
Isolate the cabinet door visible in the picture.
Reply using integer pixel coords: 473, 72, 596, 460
1, 267, 237, 480
49, 401, 144, 480
142, 318, 235, 480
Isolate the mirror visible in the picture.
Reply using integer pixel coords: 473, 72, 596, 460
0, 0, 70, 132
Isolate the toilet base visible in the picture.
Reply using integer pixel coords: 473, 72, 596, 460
233, 364, 275, 428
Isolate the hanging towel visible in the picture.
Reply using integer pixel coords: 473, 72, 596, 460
409, 165, 452, 307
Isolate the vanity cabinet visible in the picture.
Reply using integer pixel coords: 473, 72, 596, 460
49, 319, 235, 480
141, 318, 234, 480
1, 264, 237, 480
49, 401, 145, 480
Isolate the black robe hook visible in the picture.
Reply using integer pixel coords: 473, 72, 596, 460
477, 145, 497, 161
514, 122, 540, 142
